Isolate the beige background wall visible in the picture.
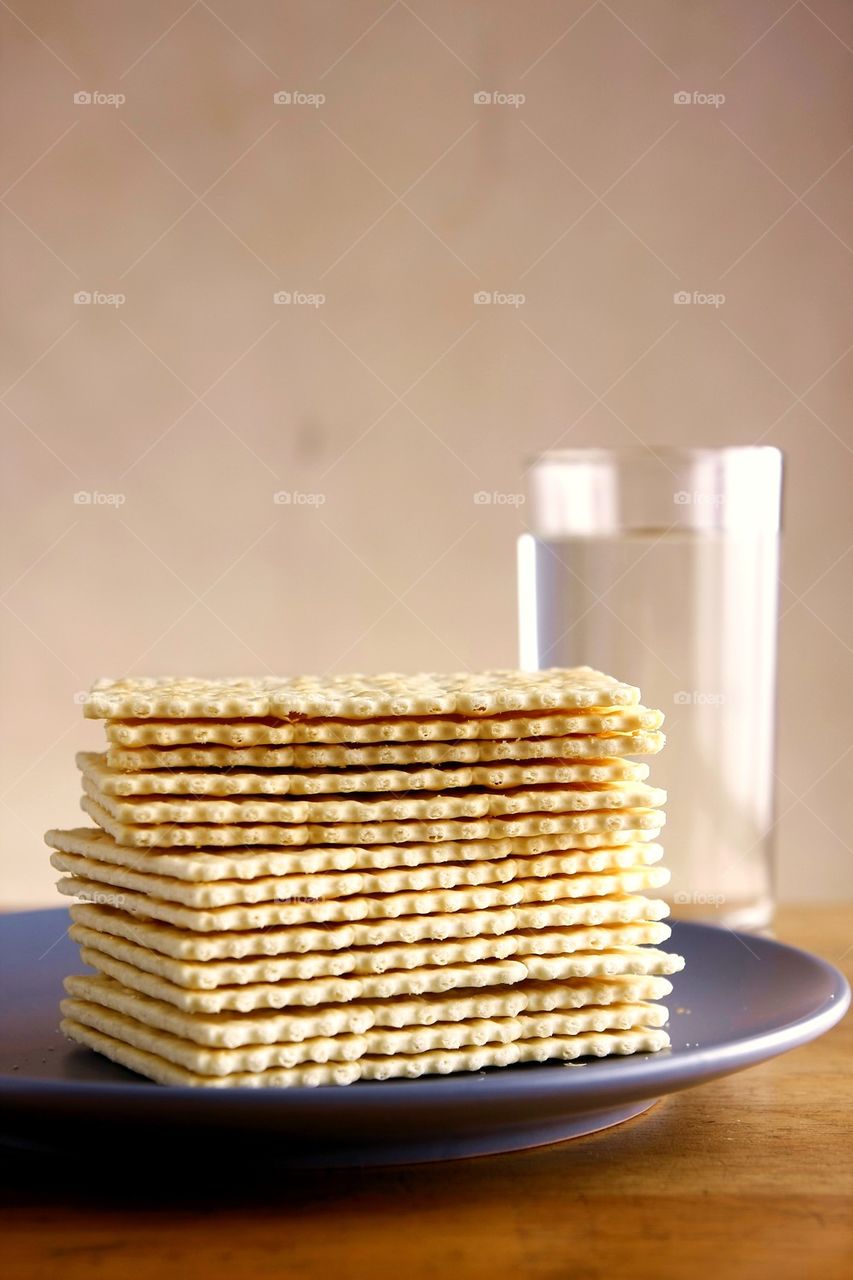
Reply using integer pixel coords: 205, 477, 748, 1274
2, 0, 852, 907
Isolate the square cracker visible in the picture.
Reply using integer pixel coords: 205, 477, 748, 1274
84, 668, 640, 721
78, 751, 648, 797
61, 989, 669, 1074
50, 846, 669, 908
80, 792, 665, 847
45, 825, 664, 882
62, 970, 675, 1045
56, 871, 669, 931
68, 918, 679, 990
67, 897, 673, 960
79, 770, 665, 825
105, 728, 665, 770
76, 922, 678, 1012
61, 1016, 670, 1085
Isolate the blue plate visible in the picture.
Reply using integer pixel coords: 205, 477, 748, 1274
0, 908, 847, 1166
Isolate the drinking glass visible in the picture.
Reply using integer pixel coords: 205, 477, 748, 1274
518, 447, 783, 930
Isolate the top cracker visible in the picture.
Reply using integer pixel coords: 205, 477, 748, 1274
84, 668, 640, 721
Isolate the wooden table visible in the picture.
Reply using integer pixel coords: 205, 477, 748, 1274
4, 905, 852, 1280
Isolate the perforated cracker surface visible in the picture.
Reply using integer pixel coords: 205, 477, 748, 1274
46, 826, 661, 880
79, 751, 648, 796
105, 729, 665, 771
80, 772, 665, 825
57, 872, 669, 931
69, 922, 679, 993
61, 1016, 671, 1085
105, 708, 662, 747
68, 899, 671, 961
63, 971, 674, 1046
62, 989, 668, 1075
77, 924, 677, 1012
51, 847, 669, 908
85, 668, 640, 721
80, 793, 665, 848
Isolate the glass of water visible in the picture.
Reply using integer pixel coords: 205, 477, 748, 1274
518, 447, 783, 931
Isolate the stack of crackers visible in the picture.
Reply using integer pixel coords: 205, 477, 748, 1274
47, 668, 683, 1087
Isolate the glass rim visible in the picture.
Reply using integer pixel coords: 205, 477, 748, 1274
527, 445, 783, 468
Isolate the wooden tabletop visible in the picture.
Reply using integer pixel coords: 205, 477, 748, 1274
4, 905, 852, 1280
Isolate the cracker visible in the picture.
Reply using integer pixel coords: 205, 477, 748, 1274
105, 729, 665, 771
51, 849, 514, 904
64, 968, 673, 1044
51, 847, 668, 908
78, 946, 533, 1009
519, 946, 680, 979
357, 1027, 673, 1080
57, 869, 668, 931
79, 771, 664, 825
59, 872, 527, 928
80, 793, 665, 847
68, 900, 513, 956
45, 825, 663, 882
84, 669, 640, 721
70, 922, 522, 985
79, 751, 648, 797
61, 1016, 670, 1085
69, 919, 674, 989
516, 973, 675, 1012
65, 972, 380, 1043
105, 708, 663, 748
518, 844, 663, 877
68, 899, 671, 959
77, 925, 676, 1012
61, 988, 667, 1075
368, 974, 674, 1028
